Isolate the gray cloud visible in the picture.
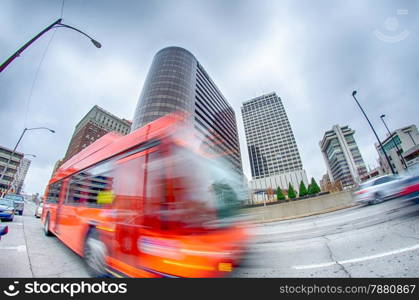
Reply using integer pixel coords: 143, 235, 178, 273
1, 0, 418, 194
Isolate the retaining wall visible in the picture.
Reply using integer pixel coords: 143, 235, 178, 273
242, 191, 355, 222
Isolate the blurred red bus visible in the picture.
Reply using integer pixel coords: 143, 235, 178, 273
42, 113, 249, 277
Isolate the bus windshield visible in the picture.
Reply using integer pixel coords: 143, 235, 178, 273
159, 144, 246, 229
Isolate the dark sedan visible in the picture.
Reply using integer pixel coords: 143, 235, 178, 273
4, 193, 24, 215
0, 198, 16, 221
0, 218, 8, 240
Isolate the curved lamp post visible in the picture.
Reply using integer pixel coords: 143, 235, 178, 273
0, 127, 54, 196
351, 91, 395, 175
0, 18, 101, 73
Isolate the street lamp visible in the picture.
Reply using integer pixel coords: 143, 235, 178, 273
380, 114, 408, 169
351, 91, 395, 174
0, 18, 101, 73
0, 127, 54, 196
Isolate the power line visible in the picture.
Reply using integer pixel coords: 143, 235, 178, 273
23, 0, 65, 127
23, 29, 57, 128
60, 0, 66, 18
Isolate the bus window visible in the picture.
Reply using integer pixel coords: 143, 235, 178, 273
66, 167, 115, 207
94, 174, 115, 205
114, 152, 146, 211
114, 149, 163, 226
144, 150, 167, 228
46, 181, 62, 204
164, 144, 245, 230
66, 174, 88, 206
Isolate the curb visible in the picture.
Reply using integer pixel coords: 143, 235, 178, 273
254, 203, 360, 224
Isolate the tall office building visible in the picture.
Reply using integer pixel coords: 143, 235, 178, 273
320, 125, 367, 188
0, 145, 24, 194
241, 92, 308, 190
62, 105, 131, 164
132, 46, 242, 174
375, 124, 419, 173
12, 157, 31, 194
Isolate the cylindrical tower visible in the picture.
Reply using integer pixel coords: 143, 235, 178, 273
131, 46, 197, 130
131, 46, 243, 175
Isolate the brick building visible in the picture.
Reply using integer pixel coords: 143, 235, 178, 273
62, 105, 131, 164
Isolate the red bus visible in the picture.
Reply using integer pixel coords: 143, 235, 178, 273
42, 113, 249, 277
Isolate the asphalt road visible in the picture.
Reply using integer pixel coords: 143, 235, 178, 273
0, 196, 418, 278
0, 201, 88, 277
233, 196, 419, 277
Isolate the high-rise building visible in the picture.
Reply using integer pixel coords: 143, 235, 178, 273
375, 124, 419, 173
62, 105, 131, 163
0, 145, 24, 195
319, 173, 331, 192
131, 46, 242, 174
241, 92, 308, 191
12, 157, 31, 194
320, 125, 367, 188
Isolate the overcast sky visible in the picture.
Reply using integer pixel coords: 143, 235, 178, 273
1, 0, 418, 195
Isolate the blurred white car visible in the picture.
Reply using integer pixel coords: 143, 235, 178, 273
34, 202, 43, 218
353, 174, 404, 205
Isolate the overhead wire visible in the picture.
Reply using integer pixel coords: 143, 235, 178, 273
60, 0, 66, 18
23, 0, 66, 128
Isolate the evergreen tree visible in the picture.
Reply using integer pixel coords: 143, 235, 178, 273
308, 177, 321, 194
299, 180, 308, 197
288, 183, 297, 199
307, 184, 312, 195
276, 187, 285, 201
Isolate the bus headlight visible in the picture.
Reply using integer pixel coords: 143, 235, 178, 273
179, 248, 232, 257
138, 237, 183, 260
218, 262, 233, 272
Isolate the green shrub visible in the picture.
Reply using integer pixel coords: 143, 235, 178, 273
288, 183, 297, 199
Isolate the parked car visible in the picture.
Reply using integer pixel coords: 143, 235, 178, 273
353, 174, 405, 205
4, 193, 25, 215
34, 202, 43, 218
0, 218, 8, 240
0, 198, 16, 221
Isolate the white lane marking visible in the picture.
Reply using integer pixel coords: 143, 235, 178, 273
294, 262, 337, 269
293, 243, 419, 270
0, 245, 27, 252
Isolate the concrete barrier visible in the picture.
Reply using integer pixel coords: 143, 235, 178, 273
242, 191, 355, 222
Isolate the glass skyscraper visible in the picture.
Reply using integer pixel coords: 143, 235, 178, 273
132, 46, 242, 174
